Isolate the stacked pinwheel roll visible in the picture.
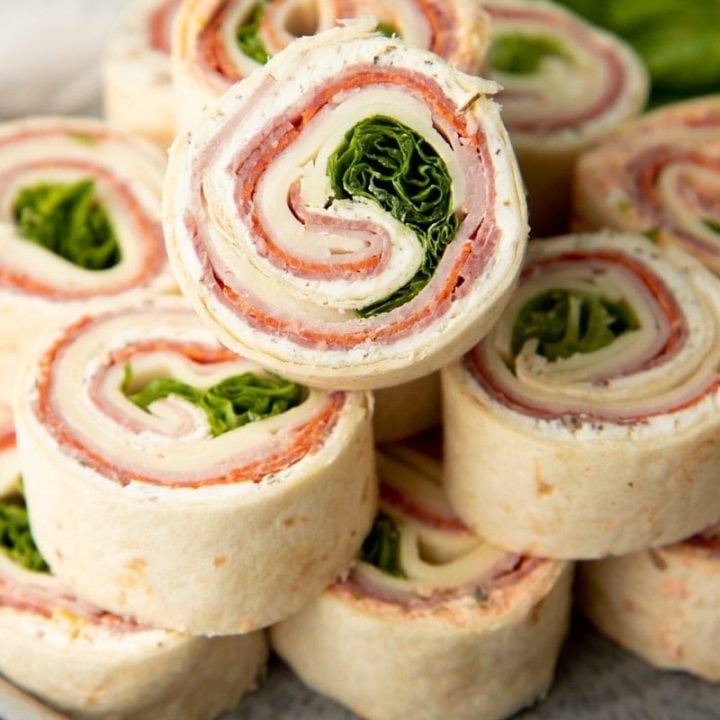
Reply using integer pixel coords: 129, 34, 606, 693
104, 0, 181, 146
2, 2, 720, 719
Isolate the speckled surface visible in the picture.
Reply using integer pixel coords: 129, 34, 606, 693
225, 615, 720, 720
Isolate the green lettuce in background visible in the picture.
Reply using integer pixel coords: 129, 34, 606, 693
556, 0, 720, 106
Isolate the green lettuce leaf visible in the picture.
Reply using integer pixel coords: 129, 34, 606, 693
360, 511, 405, 578
511, 288, 640, 362
123, 366, 306, 436
328, 116, 459, 317
236, 2, 270, 64
489, 33, 568, 75
555, 0, 720, 104
0, 481, 50, 574
13, 180, 121, 270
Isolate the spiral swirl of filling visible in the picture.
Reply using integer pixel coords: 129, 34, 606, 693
165, 21, 526, 388
0, 118, 171, 300
467, 233, 720, 431
574, 96, 720, 274
482, 0, 647, 140
25, 301, 352, 488
339, 440, 540, 608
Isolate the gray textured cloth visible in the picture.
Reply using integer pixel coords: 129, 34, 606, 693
226, 616, 720, 719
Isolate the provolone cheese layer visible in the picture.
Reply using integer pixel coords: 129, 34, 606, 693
575, 96, 720, 274
165, 21, 527, 389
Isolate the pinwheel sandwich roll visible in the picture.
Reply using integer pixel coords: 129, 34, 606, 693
272, 438, 572, 720
443, 232, 720, 559
104, 0, 181, 147
0, 436, 267, 720
15, 298, 376, 635
373, 373, 441, 443
574, 95, 720, 275
165, 20, 527, 390
578, 525, 720, 682
482, 0, 648, 236
0, 117, 173, 407
172, 0, 490, 131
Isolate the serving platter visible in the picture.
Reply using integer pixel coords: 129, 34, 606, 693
227, 615, 720, 720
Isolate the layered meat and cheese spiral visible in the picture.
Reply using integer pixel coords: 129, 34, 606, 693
443, 233, 720, 559
172, 0, 490, 130
0, 433, 267, 720
482, 0, 648, 236
104, 0, 181, 147
575, 96, 720, 275
272, 438, 571, 720
579, 524, 720, 682
14, 299, 375, 635
165, 21, 527, 390
0, 118, 173, 406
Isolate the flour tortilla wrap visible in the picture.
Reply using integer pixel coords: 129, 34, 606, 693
579, 528, 720, 682
443, 232, 720, 559
14, 298, 376, 635
273, 440, 571, 720
0, 426, 267, 720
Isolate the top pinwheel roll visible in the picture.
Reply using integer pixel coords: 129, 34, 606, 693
574, 96, 720, 275
172, 0, 490, 130
104, 0, 182, 146
164, 21, 527, 390
481, 0, 648, 236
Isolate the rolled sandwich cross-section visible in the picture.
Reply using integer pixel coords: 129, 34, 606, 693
272, 438, 572, 720
0, 118, 173, 406
104, 0, 182, 147
165, 21, 527, 390
579, 524, 720, 682
574, 96, 720, 275
172, 0, 490, 130
14, 299, 376, 635
482, 0, 648, 236
0, 438, 267, 720
443, 232, 720, 559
